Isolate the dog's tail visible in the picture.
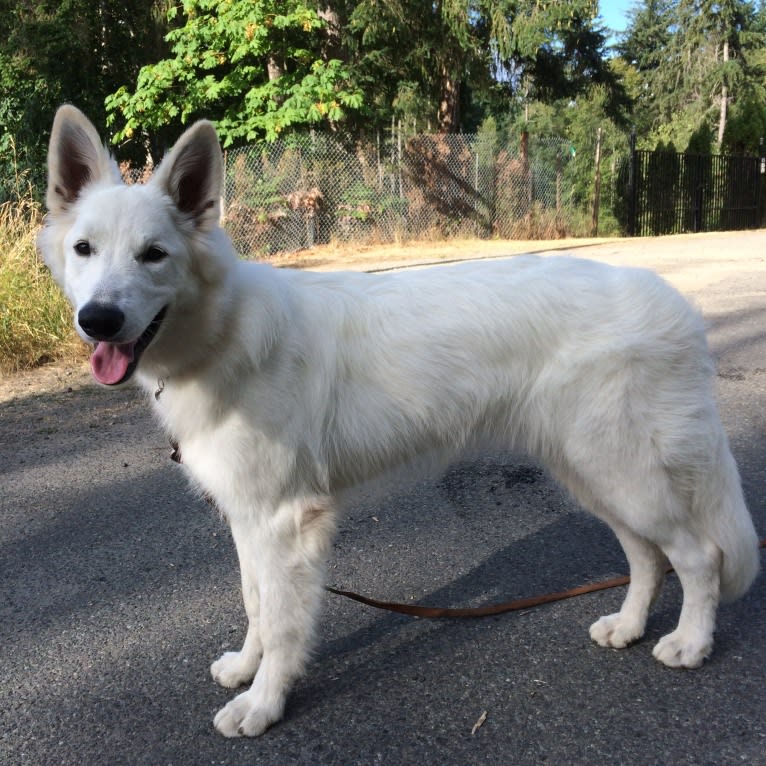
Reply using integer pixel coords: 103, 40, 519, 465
698, 431, 760, 602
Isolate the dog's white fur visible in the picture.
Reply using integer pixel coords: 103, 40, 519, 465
39, 106, 760, 737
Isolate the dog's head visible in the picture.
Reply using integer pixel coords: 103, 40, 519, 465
38, 105, 231, 386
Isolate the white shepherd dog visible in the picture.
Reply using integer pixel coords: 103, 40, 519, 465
39, 106, 760, 737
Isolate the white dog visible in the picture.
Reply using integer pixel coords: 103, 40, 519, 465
39, 105, 760, 737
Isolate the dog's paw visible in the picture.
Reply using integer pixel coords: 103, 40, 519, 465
652, 630, 711, 669
213, 690, 283, 738
211, 651, 259, 689
589, 613, 644, 649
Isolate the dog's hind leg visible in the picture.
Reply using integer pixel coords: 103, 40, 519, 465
213, 498, 336, 737
544, 445, 669, 653
650, 428, 758, 667
211, 520, 264, 689
572, 459, 722, 667
590, 523, 667, 649
651, 530, 721, 668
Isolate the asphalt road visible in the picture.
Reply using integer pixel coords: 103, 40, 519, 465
2, 232, 765, 765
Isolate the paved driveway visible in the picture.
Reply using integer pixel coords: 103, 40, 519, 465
1, 231, 764, 765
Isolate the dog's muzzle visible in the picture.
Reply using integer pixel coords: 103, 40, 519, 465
78, 302, 167, 386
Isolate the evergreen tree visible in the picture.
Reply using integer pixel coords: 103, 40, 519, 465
616, 0, 673, 73
617, 0, 766, 152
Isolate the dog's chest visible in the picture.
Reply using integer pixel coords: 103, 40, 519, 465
152, 389, 241, 504
168, 425, 258, 518
154, 390, 293, 517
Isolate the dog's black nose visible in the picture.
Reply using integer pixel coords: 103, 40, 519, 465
78, 302, 125, 340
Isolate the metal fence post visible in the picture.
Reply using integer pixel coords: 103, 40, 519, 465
220, 149, 227, 225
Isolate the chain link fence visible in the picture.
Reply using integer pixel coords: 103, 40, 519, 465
123, 131, 600, 257
222, 132, 589, 257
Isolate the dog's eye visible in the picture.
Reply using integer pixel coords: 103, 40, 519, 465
142, 246, 167, 263
74, 241, 92, 256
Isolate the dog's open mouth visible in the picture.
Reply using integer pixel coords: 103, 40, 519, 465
90, 307, 168, 386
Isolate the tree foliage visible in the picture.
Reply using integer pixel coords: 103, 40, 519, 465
0, 0, 169, 196
104, 0, 624, 145
616, 0, 766, 153
345, 0, 625, 133
106, 0, 365, 146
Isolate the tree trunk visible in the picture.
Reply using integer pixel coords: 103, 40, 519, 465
591, 127, 603, 236
267, 56, 285, 108
267, 56, 283, 82
717, 39, 729, 146
437, 64, 460, 133
318, 5, 342, 60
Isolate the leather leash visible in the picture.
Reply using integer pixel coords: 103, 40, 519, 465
326, 538, 766, 619
325, 572, 640, 618
169, 437, 764, 620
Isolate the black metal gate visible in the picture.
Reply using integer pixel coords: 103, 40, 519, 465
625, 137, 764, 236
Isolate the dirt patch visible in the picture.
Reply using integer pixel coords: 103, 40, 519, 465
269, 235, 610, 272
0, 360, 93, 403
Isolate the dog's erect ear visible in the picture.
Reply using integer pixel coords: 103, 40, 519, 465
153, 120, 223, 230
46, 105, 119, 215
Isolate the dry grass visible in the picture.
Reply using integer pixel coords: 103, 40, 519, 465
0, 197, 83, 372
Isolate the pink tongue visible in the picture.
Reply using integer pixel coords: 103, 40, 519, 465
90, 342, 136, 385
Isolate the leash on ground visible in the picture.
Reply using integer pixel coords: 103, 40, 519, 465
325, 538, 766, 618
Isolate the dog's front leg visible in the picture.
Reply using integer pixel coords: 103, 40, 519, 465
211, 519, 263, 689
213, 498, 335, 737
